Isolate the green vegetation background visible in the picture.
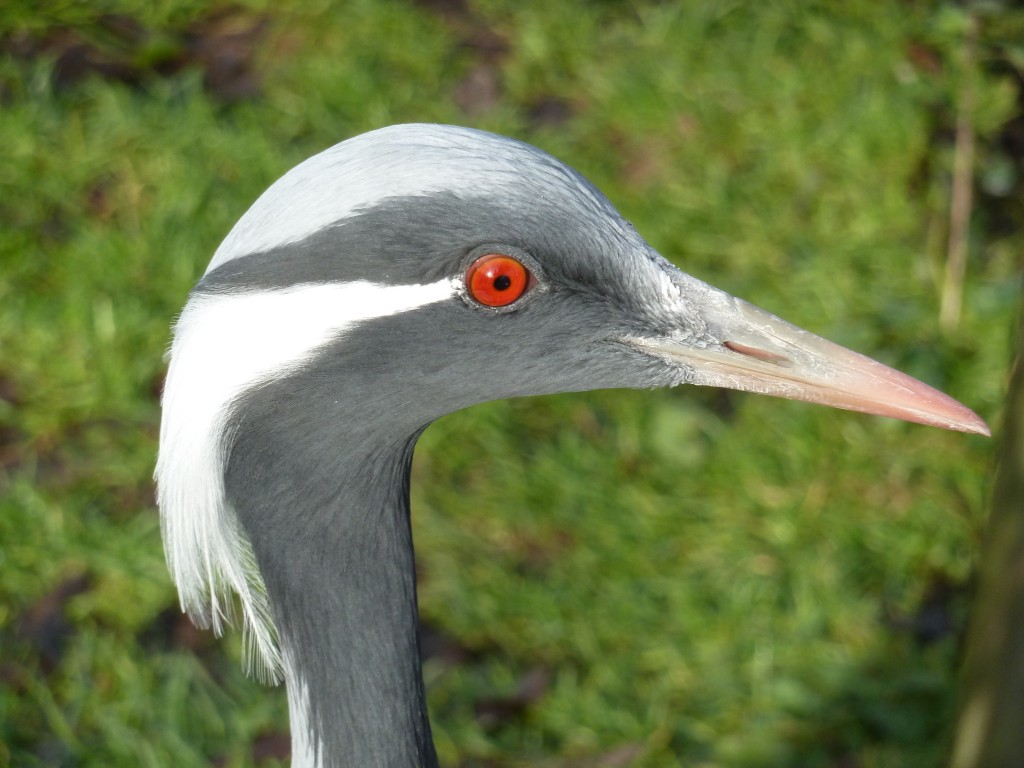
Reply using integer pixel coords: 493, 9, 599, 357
1, 2, 1018, 766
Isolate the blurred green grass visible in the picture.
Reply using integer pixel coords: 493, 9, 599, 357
0, 1, 1017, 766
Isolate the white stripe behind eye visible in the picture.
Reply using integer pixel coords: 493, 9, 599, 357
155, 277, 459, 680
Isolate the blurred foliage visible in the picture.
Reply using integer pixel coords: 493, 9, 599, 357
0, 1, 1020, 766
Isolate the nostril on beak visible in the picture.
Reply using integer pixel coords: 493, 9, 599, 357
723, 340, 791, 366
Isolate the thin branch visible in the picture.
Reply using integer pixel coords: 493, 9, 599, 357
940, 17, 978, 333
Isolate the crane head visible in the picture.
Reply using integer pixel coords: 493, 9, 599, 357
156, 123, 988, 682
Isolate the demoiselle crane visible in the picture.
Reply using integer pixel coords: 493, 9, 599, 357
156, 124, 988, 767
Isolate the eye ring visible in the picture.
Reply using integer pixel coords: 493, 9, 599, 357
466, 253, 532, 307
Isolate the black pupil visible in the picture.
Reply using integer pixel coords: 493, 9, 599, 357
493, 274, 512, 291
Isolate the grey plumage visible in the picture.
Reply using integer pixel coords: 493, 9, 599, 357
157, 123, 987, 768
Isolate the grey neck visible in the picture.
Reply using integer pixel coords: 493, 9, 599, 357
225, 420, 438, 768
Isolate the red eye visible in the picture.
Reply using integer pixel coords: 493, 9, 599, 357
466, 254, 531, 307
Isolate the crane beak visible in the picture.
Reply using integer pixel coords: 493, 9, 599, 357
626, 276, 990, 436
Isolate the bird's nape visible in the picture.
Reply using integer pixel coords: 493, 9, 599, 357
156, 123, 988, 768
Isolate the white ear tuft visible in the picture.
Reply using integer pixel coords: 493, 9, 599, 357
155, 279, 459, 680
